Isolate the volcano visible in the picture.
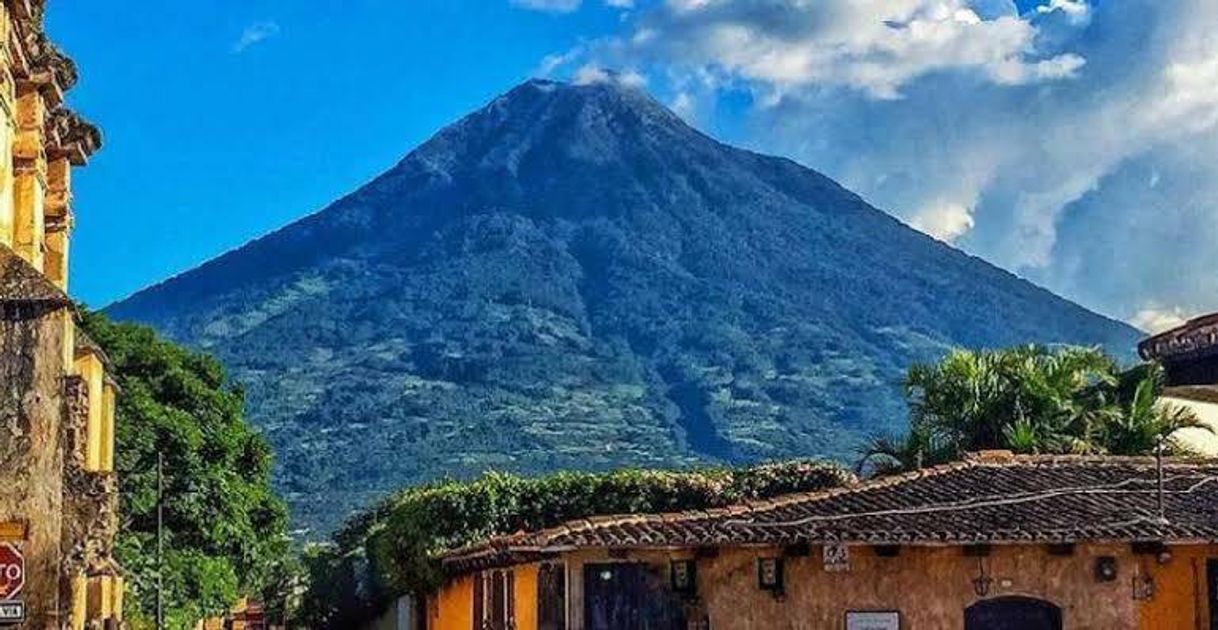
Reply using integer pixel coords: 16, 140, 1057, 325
108, 79, 1140, 533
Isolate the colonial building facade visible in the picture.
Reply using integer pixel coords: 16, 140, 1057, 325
1140, 314, 1218, 455
0, 0, 119, 627
426, 452, 1218, 630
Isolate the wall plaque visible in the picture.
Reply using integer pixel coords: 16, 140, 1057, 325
846, 611, 900, 630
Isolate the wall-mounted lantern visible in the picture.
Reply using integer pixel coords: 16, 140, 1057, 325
1132, 570, 1156, 601
671, 559, 696, 596
758, 557, 784, 595
1094, 556, 1118, 582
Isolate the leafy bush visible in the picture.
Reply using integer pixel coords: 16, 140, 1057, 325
298, 460, 851, 627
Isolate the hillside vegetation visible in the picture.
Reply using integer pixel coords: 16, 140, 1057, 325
108, 79, 1141, 534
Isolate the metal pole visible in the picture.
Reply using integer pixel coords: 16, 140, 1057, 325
1156, 436, 1166, 524
157, 450, 164, 630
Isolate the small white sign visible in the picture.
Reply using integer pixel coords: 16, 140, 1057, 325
846, 611, 899, 630
0, 601, 24, 625
823, 542, 850, 572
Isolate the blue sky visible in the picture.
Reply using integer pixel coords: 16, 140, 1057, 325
50, 1, 1218, 332
49, 1, 626, 307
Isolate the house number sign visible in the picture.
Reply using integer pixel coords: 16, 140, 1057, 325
823, 542, 850, 572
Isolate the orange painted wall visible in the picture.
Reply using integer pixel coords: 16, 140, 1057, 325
427, 564, 541, 630
514, 563, 539, 630
1138, 545, 1215, 630
431, 574, 473, 630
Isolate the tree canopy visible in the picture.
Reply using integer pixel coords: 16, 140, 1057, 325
860, 345, 1207, 475
80, 311, 291, 629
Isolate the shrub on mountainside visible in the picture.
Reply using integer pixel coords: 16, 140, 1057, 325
80, 311, 292, 629
859, 345, 1207, 475
297, 460, 852, 627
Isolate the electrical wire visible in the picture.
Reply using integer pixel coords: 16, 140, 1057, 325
721, 474, 1218, 529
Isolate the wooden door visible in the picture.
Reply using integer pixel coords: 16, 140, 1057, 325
1208, 560, 1218, 630
537, 563, 566, 630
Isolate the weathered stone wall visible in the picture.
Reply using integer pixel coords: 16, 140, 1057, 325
60, 375, 117, 585
0, 301, 68, 626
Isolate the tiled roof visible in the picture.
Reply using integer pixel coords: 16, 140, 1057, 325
442, 453, 1218, 574
1139, 313, 1218, 363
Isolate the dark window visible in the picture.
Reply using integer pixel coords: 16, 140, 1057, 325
583, 563, 686, 630
538, 562, 567, 630
965, 596, 1062, 630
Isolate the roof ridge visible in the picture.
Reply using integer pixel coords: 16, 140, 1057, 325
441, 455, 1218, 568
444, 460, 974, 563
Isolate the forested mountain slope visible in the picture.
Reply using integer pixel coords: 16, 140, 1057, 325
109, 79, 1141, 534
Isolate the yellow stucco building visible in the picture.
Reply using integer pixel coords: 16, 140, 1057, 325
415, 452, 1218, 630
0, 0, 121, 626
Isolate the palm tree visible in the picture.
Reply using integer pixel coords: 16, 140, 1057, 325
903, 345, 1118, 457
857, 426, 954, 476
1101, 372, 1210, 455
858, 345, 1211, 477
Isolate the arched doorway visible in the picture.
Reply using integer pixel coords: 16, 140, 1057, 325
965, 596, 1063, 630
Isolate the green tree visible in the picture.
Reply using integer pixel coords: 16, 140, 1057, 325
1101, 367, 1210, 455
80, 311, 291, 629
861, 345, 1207, 474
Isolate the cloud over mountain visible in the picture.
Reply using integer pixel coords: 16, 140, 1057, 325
546, 0, 1218, 323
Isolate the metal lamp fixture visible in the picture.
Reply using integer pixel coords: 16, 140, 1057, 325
758, 557, 784, 594
671, 559, 696, 596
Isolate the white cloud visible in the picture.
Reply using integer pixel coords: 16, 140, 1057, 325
1131, 306, 1190, 334
573, 65, 647, 87
1037, 0, 1091, 25
671, 92, 696, 120
556, 0, 1218, 322
600, 0, 1087, 99
511, 0, 582, 13
232, 21, 280, 53
606, 0, 635, 8
537, 48, 585, 77
911, 200, 976, 242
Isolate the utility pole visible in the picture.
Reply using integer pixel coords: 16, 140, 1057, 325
1156, 435, 1167, 524
157, 450, 165, 630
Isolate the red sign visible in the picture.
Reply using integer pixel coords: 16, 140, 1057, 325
0, 544, 24, 600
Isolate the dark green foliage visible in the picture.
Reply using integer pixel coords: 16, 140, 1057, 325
859, 345, 1209, 475
80, 311, 291, 629
107, 80, 1142, 534
297, 460, 851, 627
